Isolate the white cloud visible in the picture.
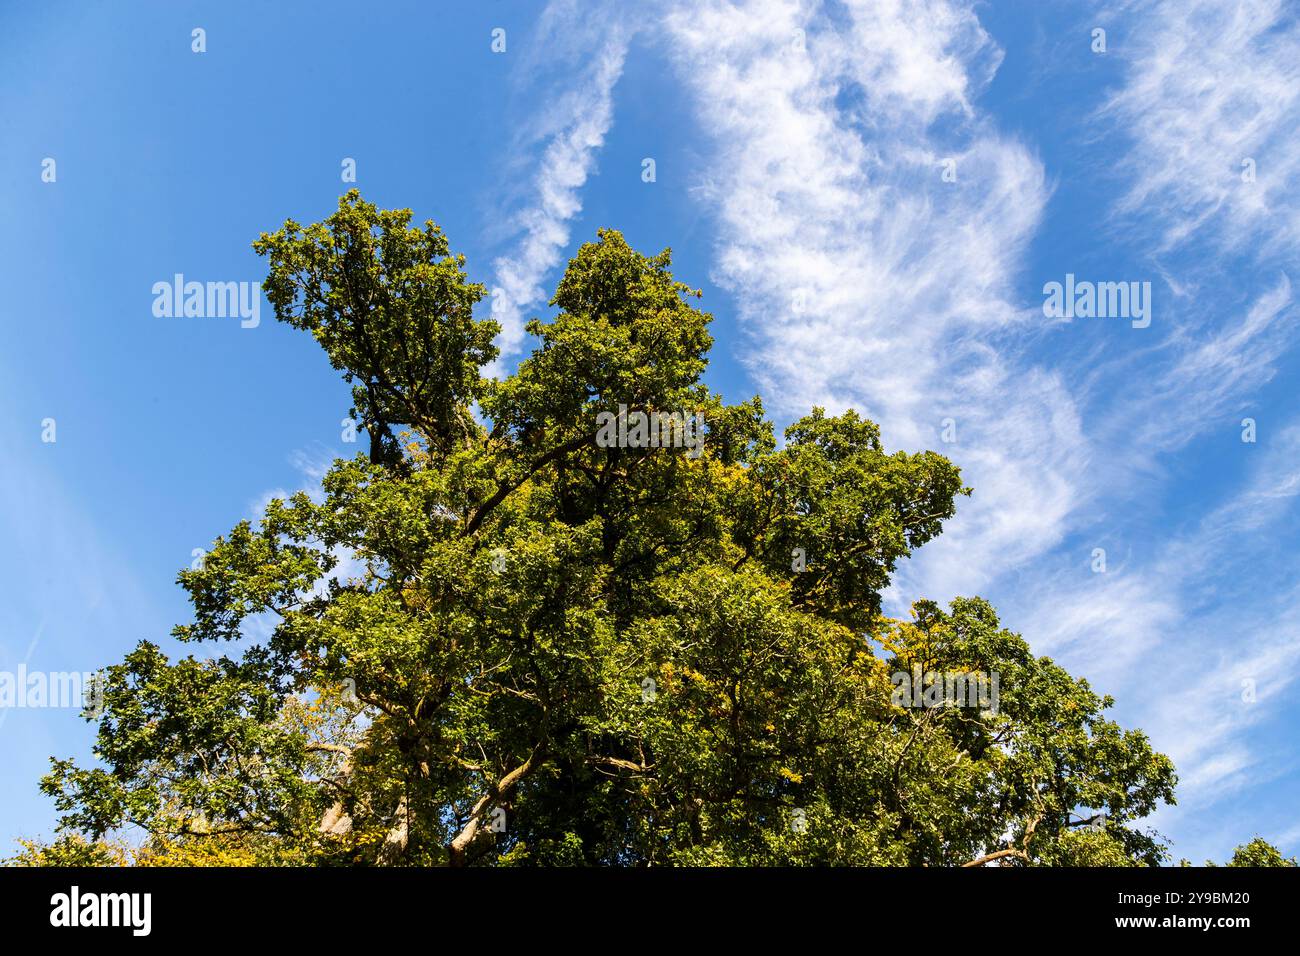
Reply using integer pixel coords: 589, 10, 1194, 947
1084, 0, 1300, 462
1014, 425, 1300, 804
1102, 0, 1300, 258
662, 0, 1083, 602
487, 2, 634, 364
985, 0, 1300, 858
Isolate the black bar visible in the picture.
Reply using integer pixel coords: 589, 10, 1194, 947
0, 866, 1289, 942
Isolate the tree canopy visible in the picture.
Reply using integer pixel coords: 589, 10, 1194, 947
20, 192, 1217, 867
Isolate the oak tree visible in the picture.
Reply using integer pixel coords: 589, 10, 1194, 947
35, 192, 1180, 867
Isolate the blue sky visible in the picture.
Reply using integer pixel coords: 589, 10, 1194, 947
2, 0, 1298, 864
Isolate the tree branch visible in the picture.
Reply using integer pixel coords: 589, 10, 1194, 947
447, 745, 544, 866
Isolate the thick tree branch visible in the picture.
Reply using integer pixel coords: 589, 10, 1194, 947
447, 745, 544, 866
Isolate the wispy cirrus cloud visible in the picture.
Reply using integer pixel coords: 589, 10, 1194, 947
661, 0, 1082, 601
1101, 0, 1300, 258
1002, 0, 1300, 849
1020, 424, 1300, 805
1081, 0, 1300, 463
1027, 0, 1298, 752
487, 0, 634, 364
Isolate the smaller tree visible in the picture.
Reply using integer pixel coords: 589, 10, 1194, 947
1219, 838, 1296, 867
